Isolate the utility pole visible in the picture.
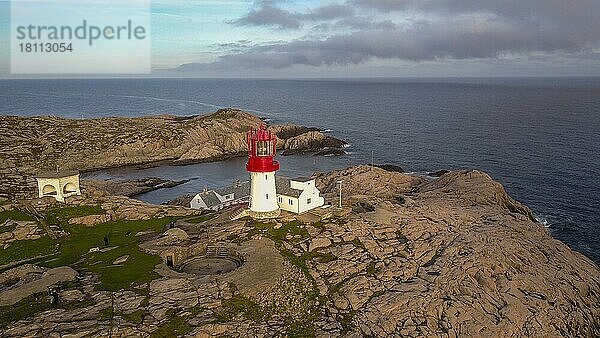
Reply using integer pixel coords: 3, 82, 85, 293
371, 150, 374, 170
337, 180, 343, 207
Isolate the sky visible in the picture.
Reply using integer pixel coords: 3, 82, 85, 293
2, 0, 600, 77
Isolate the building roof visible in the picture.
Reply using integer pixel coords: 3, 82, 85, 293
291, 177, 314, 183
276, 177, 302, 198
196, 176, 309, 208
197, 191, 224, 209
36, 170, 80, 179
215, 181, 250, 197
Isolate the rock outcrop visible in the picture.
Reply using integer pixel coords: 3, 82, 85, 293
0, 109, 345, 199
82, 178, 189, 198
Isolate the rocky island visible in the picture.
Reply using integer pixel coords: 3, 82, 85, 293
0, 111, 598, 337
0, 108, 345, 200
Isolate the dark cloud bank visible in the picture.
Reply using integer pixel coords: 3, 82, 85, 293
176, 0, 600, 73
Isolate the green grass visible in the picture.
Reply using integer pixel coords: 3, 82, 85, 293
0, 209, 36, 224
0, 222, 17, 234
151, 309, 192, 338
185, 213, 216, 224
330, 272, 361, 294
99, 307, 114, 321
338, 310, 357, 334
44, 205, 104, 225
0, 236, 56, 266
351, 238, 365, 249
0, 205, 179, 290
41, 217, 174, 291
216, 294, 266, 322
122, 309, 147, 324
248, 220, 309, 244
0, 291, 96, 329
366, 262, 377, 276
0, 293, 52, 328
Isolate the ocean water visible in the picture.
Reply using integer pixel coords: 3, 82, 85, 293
0, 78, 599, 265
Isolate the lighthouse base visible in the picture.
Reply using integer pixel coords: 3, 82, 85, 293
248, 209, 281, 220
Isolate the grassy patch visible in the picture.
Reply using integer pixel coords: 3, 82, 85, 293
366, 262, 377, 276
350, 238, 365, 249
330, 272, 361, 294
151, 309, 192, 338
99, 307, 114, 321
287, 319, 316, 338
0, 222, 17, 234
185, 213, 216, 224
338, 310, 357, 334
122, 309, 148, 324
248, 220, 309, 244
41, 217, 174, 291
0, 209, 36, 224
0, 293, 52, 328
0, 291, 96, 329
314, 252, 337, 264
0, 236, 56, 266
216, 294, 266, 322
44, 205, 104, 225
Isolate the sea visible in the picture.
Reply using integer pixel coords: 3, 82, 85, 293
0, 77, 599, 265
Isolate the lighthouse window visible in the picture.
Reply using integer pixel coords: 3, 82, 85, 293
265, 174, 268, 180
257, 141, 270, 156
266, 193, 269, 199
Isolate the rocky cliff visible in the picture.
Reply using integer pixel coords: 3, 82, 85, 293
0, 109, 345, 199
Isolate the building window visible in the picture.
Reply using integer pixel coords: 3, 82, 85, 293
289, 199, 293, 205
307, 198, 312, 204
278, 197, 282, 203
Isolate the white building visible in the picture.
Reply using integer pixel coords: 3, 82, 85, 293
190, 181, 250, 211
275, 177, 325, 214
35, 170, 81, 202
190, 177, 325, 214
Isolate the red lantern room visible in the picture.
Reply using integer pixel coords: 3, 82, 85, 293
246, 125, 280, 173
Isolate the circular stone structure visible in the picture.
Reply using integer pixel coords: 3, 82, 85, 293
177, 246, 244, 276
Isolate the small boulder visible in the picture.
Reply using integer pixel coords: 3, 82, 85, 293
428, 170, 450, 177
113, 255, 129, 265
375, 164, 405, 173
309, 237, 332, 251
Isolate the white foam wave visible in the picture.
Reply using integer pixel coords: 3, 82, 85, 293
535, 215, 551, 228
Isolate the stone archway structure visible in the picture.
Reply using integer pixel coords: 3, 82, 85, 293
35, 170, 81, 202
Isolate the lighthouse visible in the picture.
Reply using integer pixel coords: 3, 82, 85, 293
246, 125, 281, 219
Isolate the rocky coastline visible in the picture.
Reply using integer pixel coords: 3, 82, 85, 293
0, 109, 346, 199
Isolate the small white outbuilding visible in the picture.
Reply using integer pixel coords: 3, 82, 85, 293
275, 177, 325, 214
35, 170, 81, 202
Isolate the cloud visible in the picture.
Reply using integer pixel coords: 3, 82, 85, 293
182, 0, 600, 71
230, 1, 355, 29
230, 3, 302, 29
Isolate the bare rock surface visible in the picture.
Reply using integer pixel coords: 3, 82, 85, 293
0, 266, 77, 306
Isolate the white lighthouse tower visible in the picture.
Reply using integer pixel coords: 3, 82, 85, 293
246, 125, 281, 219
